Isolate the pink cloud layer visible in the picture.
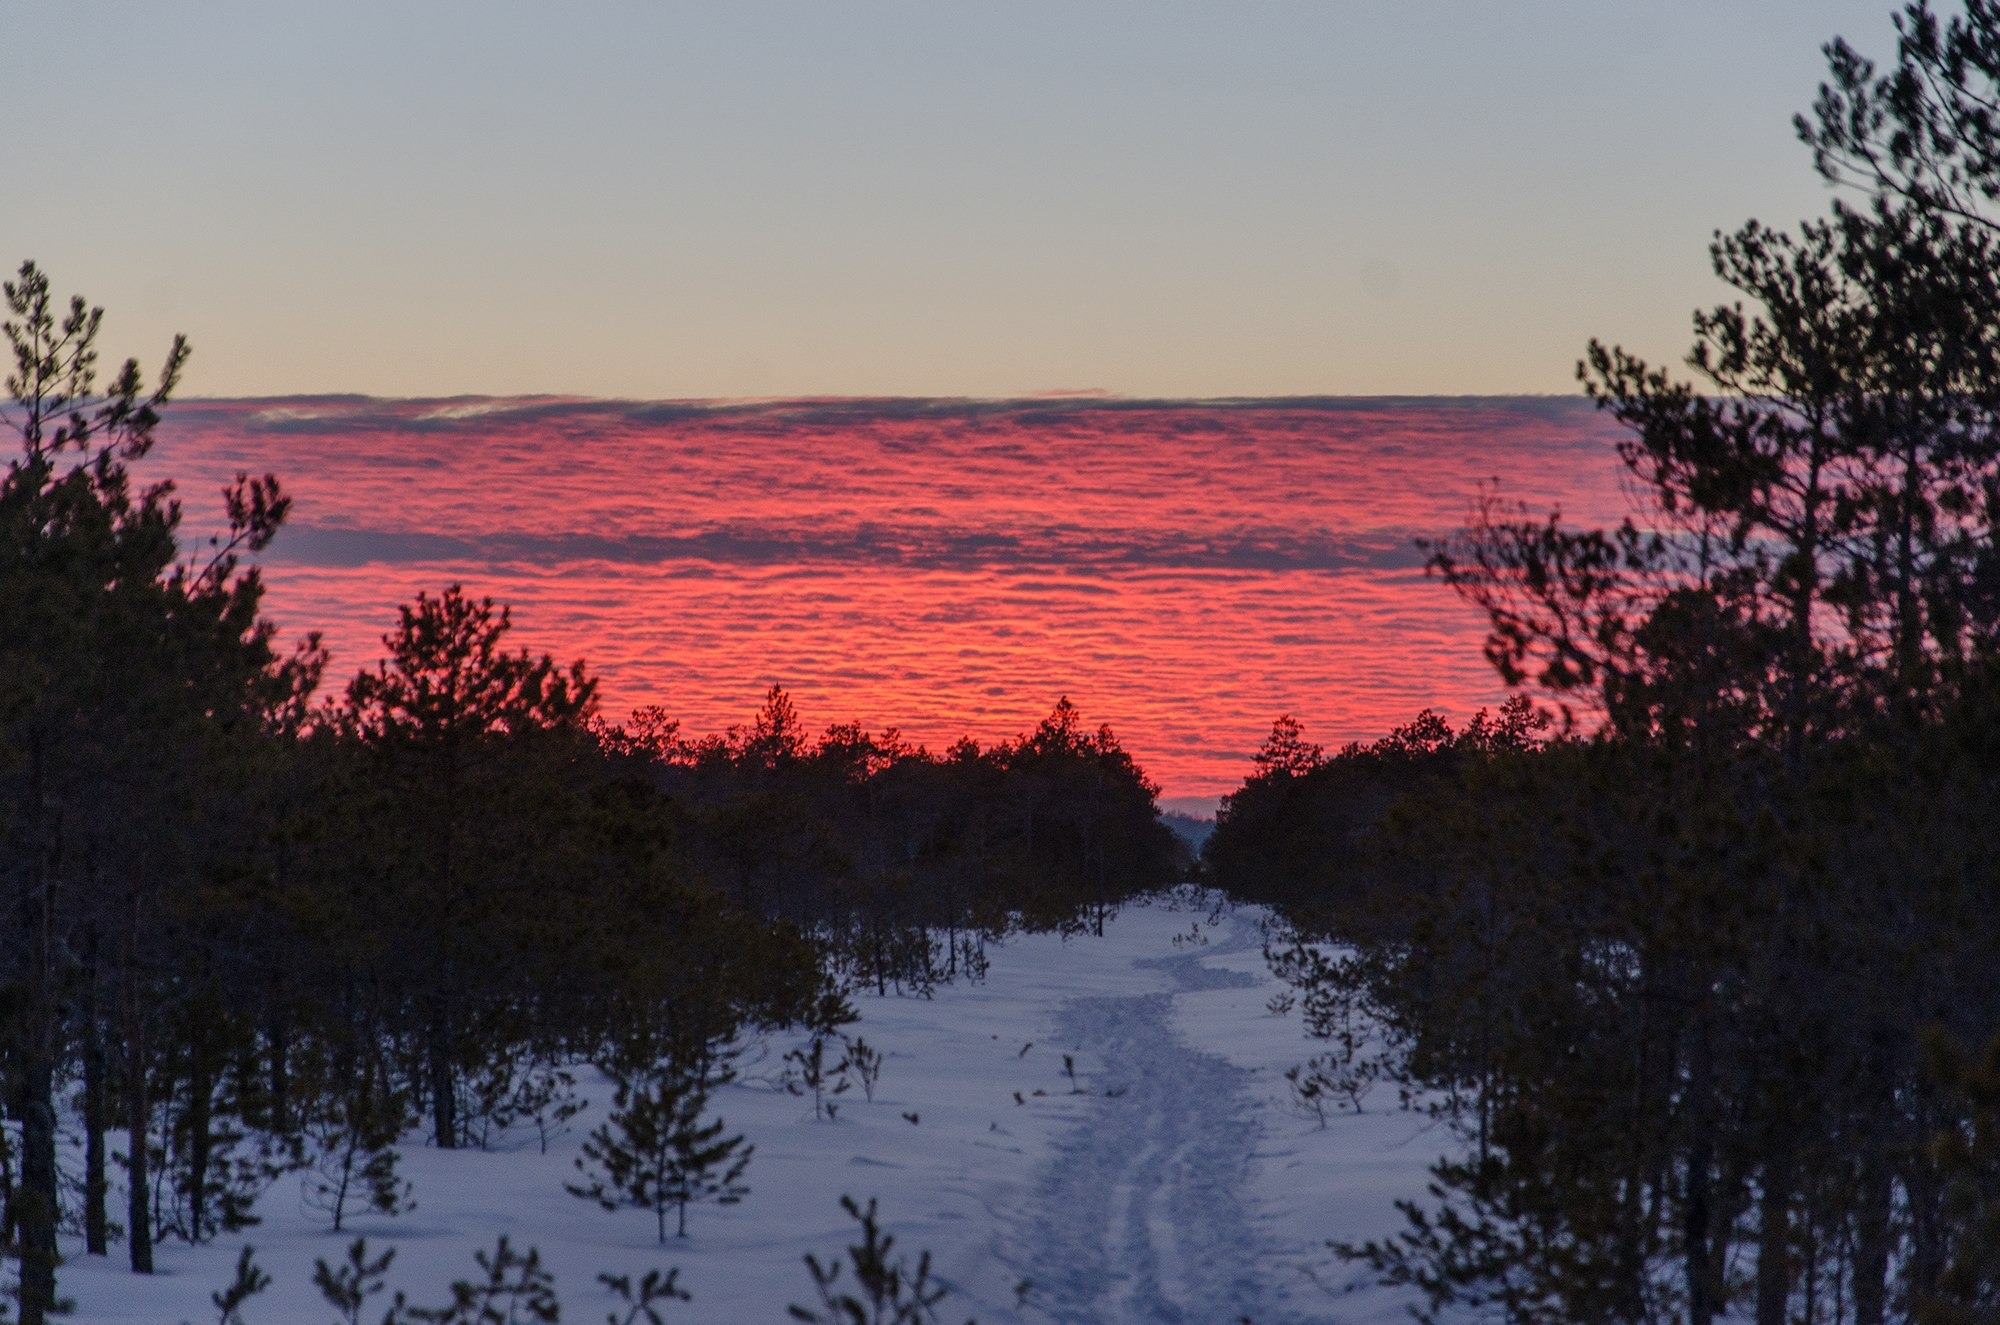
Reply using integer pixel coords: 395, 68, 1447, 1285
151, 396, 1634, 803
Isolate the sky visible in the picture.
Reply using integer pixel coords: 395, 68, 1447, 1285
5, 2, 1904, 400
2, 3, 1923, 808
143, 395, 1634, 811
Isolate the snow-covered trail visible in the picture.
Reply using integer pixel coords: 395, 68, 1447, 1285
63, 898, 1444, 1324
1011, 914, 1295, 1323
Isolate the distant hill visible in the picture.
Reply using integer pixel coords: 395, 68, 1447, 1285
1161, 811, 1214, 851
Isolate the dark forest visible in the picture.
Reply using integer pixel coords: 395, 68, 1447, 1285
15, 3, 2000, 1322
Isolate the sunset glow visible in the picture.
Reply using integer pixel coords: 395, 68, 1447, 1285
157, 396, 1633, 808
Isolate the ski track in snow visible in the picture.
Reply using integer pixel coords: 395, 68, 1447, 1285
62, 899, 1447, 1324
1008, 914, 1305, 1324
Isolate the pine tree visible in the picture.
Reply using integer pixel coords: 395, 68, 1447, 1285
203, 1246, 270, 1325
311, 1239, 399, 1325
599, 1268, 691, 1325
341, 585, 595, 1150
788, 1194, 975, 1325
402, 1237, 559, 1325
300, 1071, 414, 1233
1, 260, 299, 1317
568, 1062, 751, 1242
785, 988, 857, 1122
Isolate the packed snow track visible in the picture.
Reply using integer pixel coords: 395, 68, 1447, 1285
65, 899, 1443, 1323
1009, 915, 1307, 1324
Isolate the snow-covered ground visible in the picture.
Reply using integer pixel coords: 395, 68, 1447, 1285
67, 893, 1452, 1323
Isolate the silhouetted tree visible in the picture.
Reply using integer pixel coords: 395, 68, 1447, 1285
1226, 9, 2000, 1324
568, 1054, 751, 1242
341, 584, 595, 1149
0, 260, 300, 1316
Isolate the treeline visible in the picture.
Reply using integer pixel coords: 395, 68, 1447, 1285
195, 1191, 975, 1324
1216, 697, 2000, 1324
1211, 7, 2000, 1323
0, 261, 1175, 1322
604, 686, 1183, 983
1203, 699, 1546, 929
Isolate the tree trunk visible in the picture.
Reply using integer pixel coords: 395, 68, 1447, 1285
1683, 1020, 1717, 1325
1907, 1134, 1945, 1307
428, 994, 458, 1149
1684, 1134, 1715, 1325
17, 1037, 59, 1325
185, 1025, 215, 1242
0, 1109, 17, 1249
1755, 1155, 1791, 1325
82, 951, 109, 1256
1852, 1144, 1891, 1325
124, 925, 154, 1275
265, 1003, 292, 1137
16, 859, 61, 1325
12, 731, 60, 1325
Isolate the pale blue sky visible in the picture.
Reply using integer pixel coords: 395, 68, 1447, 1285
4, 2, 1902, 398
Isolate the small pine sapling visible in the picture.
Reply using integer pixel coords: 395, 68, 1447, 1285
312, 1238, 398, 1325
599, 1268, 691, 1325
953, 935, 989, 983
456, 1055, 586, 1154
845, 1037, 884, 1102
787, 1194, 975, 1325
300, 1080, 414, 1232
402, 1236, 559, 1324
1268, 940, 1392, 1114
1283, 1060, 1333, 1128
153, 1107, 289, 1245
785, 1035, 851, 1121
1285, 1051, 1376, 1121
568, 1064, 752, 1242
513, 1064, 587, 1155
784, 993, 856, 1124
206, 1246, 270, 1325
454, 1052, 516, 1153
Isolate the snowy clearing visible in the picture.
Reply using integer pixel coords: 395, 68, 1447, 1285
66, 895, 1450, 1323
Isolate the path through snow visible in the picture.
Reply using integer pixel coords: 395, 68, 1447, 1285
63, 899, 1444, 1323
1010, 912, 1307, 1324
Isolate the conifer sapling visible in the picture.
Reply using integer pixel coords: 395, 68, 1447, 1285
787, 1194, 975, 1325
300, 1077, 414, 1232
599, 1268, 691, 1325
786, 988, 858, 1122
401, 1236, 558, 1325
846, 1037, 884, 1102
312, 1238, 398, 1325
204, 1246, 269, 1325
568, 1063, 751, 1242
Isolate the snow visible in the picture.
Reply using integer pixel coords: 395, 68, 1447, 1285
63, 894, 1451, 1323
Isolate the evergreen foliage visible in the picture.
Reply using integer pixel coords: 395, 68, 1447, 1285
0, 258, 303, 1316
312, 1238, 398, 1325
1211, 8, 2000, 1322
845, 1038, 885, 1103
203, 1246, 269, 1325
567, 1055, 751, 1243
402, 1236, 559, 1325
0, 260, 1182, 1314
784, 990, 859, 1122
788, 1194, 975, 1325
598, 1268, 690, 1325
298, 1073, 414, 1233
